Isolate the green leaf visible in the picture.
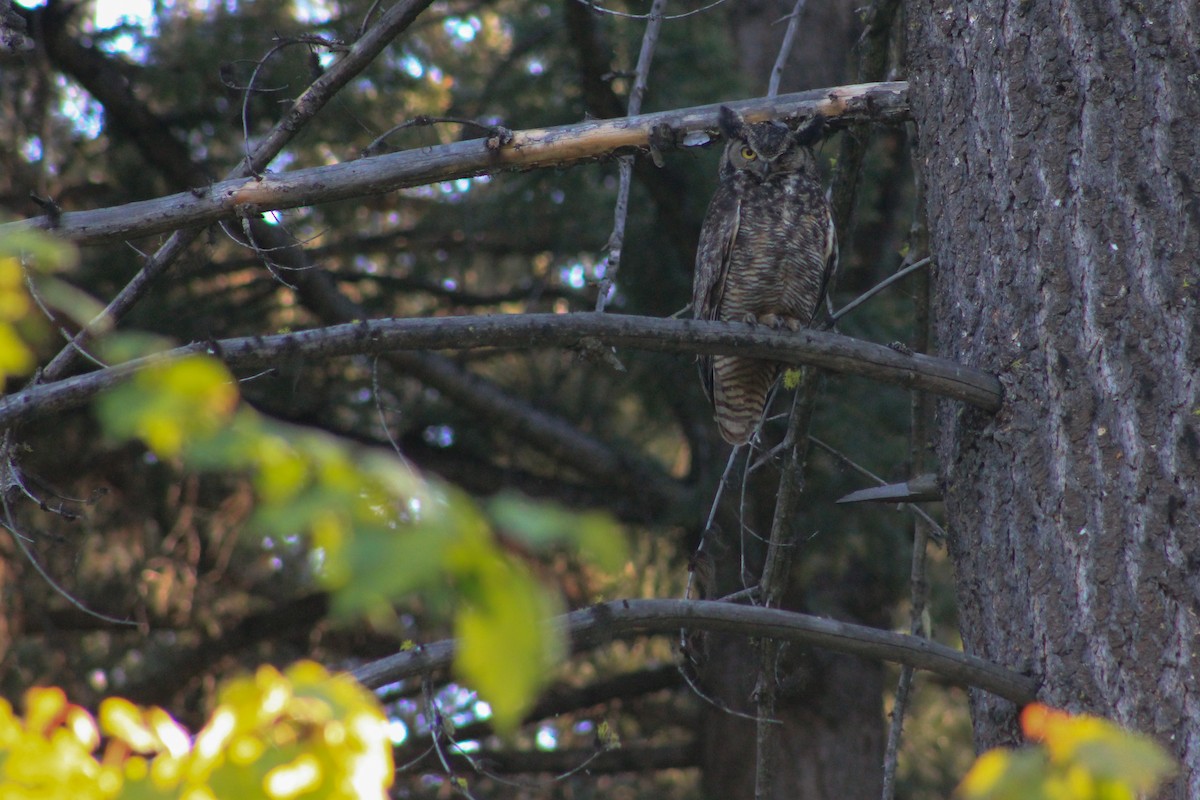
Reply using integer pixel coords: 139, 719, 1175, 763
453, 553, 563, 734
487, 491, 627, 571
0, 228, 78, 270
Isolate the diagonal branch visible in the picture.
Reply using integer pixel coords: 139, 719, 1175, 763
351, 598, 1040, 705
594, 0, 666, 312
33, 0, 436, 383
5, 82, 910, 246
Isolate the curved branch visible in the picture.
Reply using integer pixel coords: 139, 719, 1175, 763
351, 598, 1040, 705
5, 82, 910, 245
0, 312, 1002, 430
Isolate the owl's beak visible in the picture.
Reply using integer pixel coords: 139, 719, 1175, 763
752, 159, 771, 180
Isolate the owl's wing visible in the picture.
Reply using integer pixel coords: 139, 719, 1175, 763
812, 204, 839, 321
692, 186, 741, 402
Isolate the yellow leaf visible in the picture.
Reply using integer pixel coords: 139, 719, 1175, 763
100, 698, 157, 753
958, 749, 1012, 797
0, 322, 35, 386
0, 258, 31, 321
24, 687, 69, 737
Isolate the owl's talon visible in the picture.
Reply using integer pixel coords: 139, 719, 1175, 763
754, 313, 801, 331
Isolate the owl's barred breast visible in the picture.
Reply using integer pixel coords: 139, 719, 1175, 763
718, 171, 832, 329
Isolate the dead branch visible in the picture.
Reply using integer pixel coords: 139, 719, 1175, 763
4, 82, 909, 246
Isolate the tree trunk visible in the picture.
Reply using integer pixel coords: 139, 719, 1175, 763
906, 0, 1200, 795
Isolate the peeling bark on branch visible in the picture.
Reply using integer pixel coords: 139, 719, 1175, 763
4, 82, 909, 245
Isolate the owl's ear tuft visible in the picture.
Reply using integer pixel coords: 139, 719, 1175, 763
717, 106, 746, 141
793, 115, 827, 148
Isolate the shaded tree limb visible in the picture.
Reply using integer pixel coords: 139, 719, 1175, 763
33, 2, 206, 189
352, 599, 1039, 704
120, 592, 331, 708
5, 82, 910, 246
0, 313, 1001, 431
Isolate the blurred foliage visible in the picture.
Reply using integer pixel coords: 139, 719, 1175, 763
0, 227, 94, 389
958, 703, 1175, 800
0, 662, 392, 799
94, 349, 622, 732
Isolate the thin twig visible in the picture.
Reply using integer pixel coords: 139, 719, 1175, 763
574, 0, 730, 21
595, 0, 667, 312
363, 115, 513, 157
829, 256, 930, 324
424, 680, 483, 800
677, 658, 776, 723
767, 0, 808, 98
0, 433, 135, 626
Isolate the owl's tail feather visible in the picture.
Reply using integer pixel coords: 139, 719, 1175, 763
711, 355, 779, 446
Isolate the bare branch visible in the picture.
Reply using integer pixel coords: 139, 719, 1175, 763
4, 83, 910, 246
352, 599, 1040, 705
767, 0, 808, 98
0, 313, 1003, 432
572, 0, 731, 21
830, 256, 931, 324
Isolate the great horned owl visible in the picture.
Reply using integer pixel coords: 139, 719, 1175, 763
692, 106, 837, 445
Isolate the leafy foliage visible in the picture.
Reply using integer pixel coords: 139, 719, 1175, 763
957, 703, 1176, 800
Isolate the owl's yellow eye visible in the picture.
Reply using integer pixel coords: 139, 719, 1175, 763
739, 146, 757, 161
